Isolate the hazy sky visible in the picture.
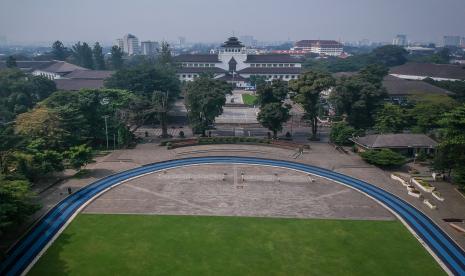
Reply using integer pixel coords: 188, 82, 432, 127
1, 0, 464, 45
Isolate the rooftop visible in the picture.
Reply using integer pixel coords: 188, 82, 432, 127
351, 134, 438, 149
176, 67, 227, 74
39, 61, 87, 74
54, 79, 105, 91
244, 54, 303, 63
0, 61, 55, 72
64, 69, 114, 79
383, 75, 453, 96
173, 54, 221, 63
390, 62, 465, 80
221, 37, 244, 48
295, 40, 343, 48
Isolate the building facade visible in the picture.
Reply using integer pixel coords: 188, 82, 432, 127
443, 36, 461, 47
115, 34, 140, 55
173, 37, 303, 86
392, 35, 407, 46
141, 41, 159, 56
292, 40, 343, 56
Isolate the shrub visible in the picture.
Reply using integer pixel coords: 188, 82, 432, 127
360, 149, 406, 168
330, 122, 356, 146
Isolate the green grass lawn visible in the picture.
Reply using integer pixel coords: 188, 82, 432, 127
242, 93, 257, 105
29, 214, 445, 276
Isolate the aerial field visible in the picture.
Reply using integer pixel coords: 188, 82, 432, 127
29, 214, 444, 276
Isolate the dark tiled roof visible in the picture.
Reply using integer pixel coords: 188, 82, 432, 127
173, 54, 220, 63
221, 37, 244, 48
176, 67, 227, 74
238, 67, 302, 74
64, 69, 114, 79
383, 75, 453, 96
40, 61, 86, 74
390, 62, 465, 80
54, 79, 104, 91
0, 61, 55, 72
352, 134, 438, 149
245, 54, 303, 63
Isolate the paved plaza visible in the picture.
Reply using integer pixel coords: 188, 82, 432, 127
84, 165, 393, 220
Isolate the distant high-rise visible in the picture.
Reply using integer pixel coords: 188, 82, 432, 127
141, 41, 159, 56
0, 35, 6, 45
443, 35, 461, 47
392, 35, 407, 46
115, 34, 140, 55
239, 35, 257, 47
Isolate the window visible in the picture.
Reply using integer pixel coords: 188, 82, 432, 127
290, 64, 295, 67
285, 64, 289, 67
273, 64, 277, 67
291, 75, 295, 79
188, 74, 192, 78
251, 64, 255, 67
279, 64, 284, 67
267, 64, 272, 67
285, 75, 289, 79
194, 64, 198, 67
274, 75, 278, 78
182, 75, 186, 78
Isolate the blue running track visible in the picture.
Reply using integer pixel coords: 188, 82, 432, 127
1, 156, 464, 275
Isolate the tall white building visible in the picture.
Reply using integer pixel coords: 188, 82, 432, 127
115, 34, 140, 55
141, 41, 159, 56
393, 35, 407, 46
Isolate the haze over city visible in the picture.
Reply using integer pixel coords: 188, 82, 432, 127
1, 0, 465, 44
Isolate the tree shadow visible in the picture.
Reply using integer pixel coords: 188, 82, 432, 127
29, 232, 73, 275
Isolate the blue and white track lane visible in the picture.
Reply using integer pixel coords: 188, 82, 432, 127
1, 157, 464, 275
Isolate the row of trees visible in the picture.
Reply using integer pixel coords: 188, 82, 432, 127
51, 40, 124, 70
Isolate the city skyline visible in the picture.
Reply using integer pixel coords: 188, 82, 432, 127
1, 0, 465, 45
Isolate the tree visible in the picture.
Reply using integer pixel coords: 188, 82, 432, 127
434, 104, 465, 186
92, 42, 106, 70
330, 121, 356, 145
0, 69, 56, 122
71, 42, 94, 69
360, 149, 406, 168
185, 76, 232, 136
0, 177, 39, 235
257, 102, 290, 139
290, 71, 335, 140
409, 95, 458, 133
6, 56, 16, 68
110, 46, 124, 70
423, 78, 465, 103
374, 103, 407, 133
256, 79, 288, 106
249, 75, 267, 88
371, 45, 408, 67
104, 64, 180, 133
330, 65, 387, 129
65, 144, 93, 171
15, 106, 68, 150
158, 41, 172, 65
51, 40, 69, 61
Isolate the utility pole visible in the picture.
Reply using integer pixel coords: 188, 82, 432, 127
103, 115, 109, 150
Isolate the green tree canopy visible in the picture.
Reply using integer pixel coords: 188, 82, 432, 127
92, 42, 106, 70
110, 46, 124, 70
371, 45, 408, 67
185, 76, 232, 136
374, 103, 407, 133
6, 56, 17, 68
257, 102, 290, 139
256, 79, 288, 106
51, 40, 70, 61
360, 149, 406, 168
71, 42, 94, 69
330, 121, 356, 145
290, 71, 335, 140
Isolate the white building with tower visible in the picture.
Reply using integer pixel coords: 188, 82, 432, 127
173, 37, 303, 86
393, 35, 407, 46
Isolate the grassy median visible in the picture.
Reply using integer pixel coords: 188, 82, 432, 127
29, 214, 444, 276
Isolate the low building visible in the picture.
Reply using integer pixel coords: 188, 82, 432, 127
53, 69, 114, 91
292, 40, 343, 57
173, 36, 303, 86
0, 60, 55, 73
382, 75, 453, 104
31, 61, 87, 80
351, 134, 438, 157
390, 62, 465, 81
